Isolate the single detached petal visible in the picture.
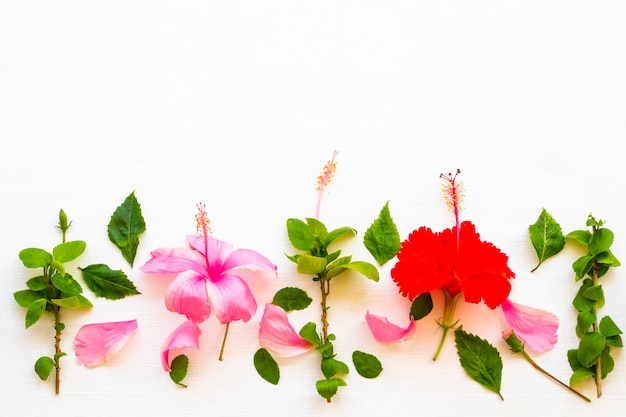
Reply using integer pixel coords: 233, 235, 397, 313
259, 303, 313, 357
161, 321, 201, 371
501, 298, 559, 352
140, 246, 206, 276
205, 273, 257, 323
365, 312, 416, 343
165, 270, 212, 323
74, 319, 138, 367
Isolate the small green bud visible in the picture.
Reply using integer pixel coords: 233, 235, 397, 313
503, 330, 525, 353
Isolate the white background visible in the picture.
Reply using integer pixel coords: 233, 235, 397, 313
1, 1, 625, 416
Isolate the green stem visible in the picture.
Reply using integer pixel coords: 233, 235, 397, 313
591, 262, 602, 398
218, 322, 230, 361
433, 289, 462, 361
53, 309, 62, 395
320, 277, 330, 344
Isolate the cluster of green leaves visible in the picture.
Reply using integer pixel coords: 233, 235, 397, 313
14, 194, 143, 394
529, 209, 622, 397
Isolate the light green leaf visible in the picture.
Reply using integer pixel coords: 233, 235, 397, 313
296, 254, 327, 275
14, 290, 45, 308
34, 356, 55, 381
286, 218, 313, 251
52, 240, 86, 263
596, 250, 621, 267
572, 255, 593, 281
79, 264, 140, 300
321, 357, 349, 379
299, 322, 321, 345
169, 355, 189, 387
51, 296, 82, 309
330, 261, 379, 282
601, 349, 614, 379
582, 284, 605, 308
306, 217, 329, 242
19, 248, 52, 269
363, 201, 401, 266
599, 316, 622, 338
315, 377, 347, 400
565, 230, 592, 247
326, 226, 356, 247
455, 329, 503, 400
51, 272, 83, 294
26, 276, 48, 291
352, 350, 383, 378
570, 367, 595, 386
588, 228, 614, 257
529, 208, 565, 272
254, 348, 280, 385
25, 298, 47, 328
272, 287, 312, 312
108, 191, 146, 267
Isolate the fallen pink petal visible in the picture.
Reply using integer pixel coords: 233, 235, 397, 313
259, 303, 314, 357
501, 299, 559, 352
161, 320, 202, 372
366, 311, 416, 343
74, 319, 138, 367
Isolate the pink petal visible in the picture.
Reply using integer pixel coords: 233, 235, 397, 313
140, 246, 206, 275
187, 235, 234, 275
366, 312, 416, 343
222, 248, 277, 277
161, 321, 201, 371
259, 303, 313, 357
165, 270, 212, 323
74, 319, 138, 367
501, 298, 559, 352
205, 273, 257, 323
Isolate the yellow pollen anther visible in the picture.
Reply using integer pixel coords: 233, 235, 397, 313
195, 203, 213, 237
316, 150, 338, 191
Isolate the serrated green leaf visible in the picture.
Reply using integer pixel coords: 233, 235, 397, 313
51, 272, 83, 294
296, 254, 327, 275
169, 355, 189, 387
34, 356, 55, 381
529, 209, 565, 272
588, 228, 614, 256
454, 329, 503, 400
286, 218, 313, 251
321, 357, 349, 378
410, 292, 433, 321
599, 316, 622, 338
363, 201, 401, 266
19, 248, 52, 268
108, 191, 146, 267
352, 350, 383, 378
79, 264, 140, 300
315, 378, 347, 400
272, 287, 312, 312
577, 332, 606, 367
306, 217, 329, 242
25, 298, 47, 328
254, 348, 280, 385
299, 322, 321, 345
52, 240, 86, 263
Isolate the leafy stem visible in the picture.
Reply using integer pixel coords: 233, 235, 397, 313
319, 276, 330, 343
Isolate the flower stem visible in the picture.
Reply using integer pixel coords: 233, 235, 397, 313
591, 259, 602, 398
433, 289, 462, 361
53, 309, 62, 395
218, 322, 230, 361
320, 278, 330, 343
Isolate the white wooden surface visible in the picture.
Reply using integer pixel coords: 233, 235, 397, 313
1, 2, 625, 416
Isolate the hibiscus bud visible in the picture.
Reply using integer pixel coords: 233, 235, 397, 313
503, 330, 525, 353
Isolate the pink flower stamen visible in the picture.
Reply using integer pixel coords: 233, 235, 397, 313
195, 202, 212, 239
315, 150, 338, 219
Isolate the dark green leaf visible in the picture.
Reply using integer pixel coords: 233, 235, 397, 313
588, 228, 614, 256
272, 287, 312, 312
410, 293, 433, 321
352, 350, 383, 378
567, 349, 583, 372
51, 272, 83, 294
14, 289, 45, 308
528, 209, 565, 272
321, 357, 349, 378
326, 226, 356, 247
316, 342, 335, 359
25, 298, 47, 328
80, 264, 140, 300
363, 201, 401, 266
315, 378, 347, 400
296, 254, 327, 275
572, 255, 593, 281
606, 335, 623, 348
108, 191, 146, 267
254, 348, 280, 385
52, 240, 86, 263
286, 218, 313, 251
34, 356, 55, 381
577, 332, 606, 367
169, 355, 189, 387
455, 329, 503, 400
599, 316, 622, 338
572, 279, 594, 312
19, 248, 52, 268
601, 348, 614, 379
299, 322, 321, 345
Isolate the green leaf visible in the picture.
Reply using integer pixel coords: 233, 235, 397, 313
52, 240, 86, 263
352, 350, 383, 378
528, 209, 565, 272
596, 250, 621, 267
363, 201, 401, 266
315, 378, 347, 400
14, 289, 45, 308
26, 276, 48, 291
169, 355, 189, 387
306, 218, 329, 242
108, 191, 146, 267
577, 332, 606, 367
321, 357, 349, 378
299, 322, 321, 345
572, 255, 593, 281
326, 226, 356, 247
599, 316, 622, 338
601, 348, 614, 379
410, 293, 433, 321
454, 329, 503, 400
588, 228, 614, 256
79, 264, 140, 300
51, 296, 82, 309
582, 285, 605, 308
19, 248, 52, 268
75, 294, 94, 308
576, 311, 596, 337
34, 356, 55, 381
567, 349, 583, 372
316, 342, 335, 359
572, 279, 594, 312
565, 230, 592, 247
51, 272, 83, 294
326, 261, 379, 282
570, 367, 595, 386
254, 348, 280, 385
286, 218, 313, 251
272, 287, 312, 312
296, 254, 327, 275
606, 335, 623, 348
25, 298, 47, 328
50, 259, 65, 277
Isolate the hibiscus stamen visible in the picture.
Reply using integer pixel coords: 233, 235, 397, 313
440, 169, 464, 227
315, 150, 338, 219
195, 203, 213, 238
